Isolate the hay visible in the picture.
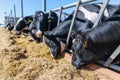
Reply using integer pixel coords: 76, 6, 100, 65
0, 28, 112, 80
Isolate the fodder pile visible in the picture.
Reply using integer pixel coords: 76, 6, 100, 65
0, 28, 111, 80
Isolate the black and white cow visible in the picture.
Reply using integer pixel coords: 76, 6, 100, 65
29, 11, 59, 39
14, 16, 33, 35
44, 3, 120, 58
71, 14, 120, 68
4, 23, 14, 31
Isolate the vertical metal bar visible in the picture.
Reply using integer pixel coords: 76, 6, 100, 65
10, 10, 12, 17
21, 0, 24, 18
14, 4, 16, 24
92, 0, 110, 28
42, 0, 46, 12
57, 7, 63, 25
10, 10, 12, 25
66, 0, 81, 48
42, 0, 46, 43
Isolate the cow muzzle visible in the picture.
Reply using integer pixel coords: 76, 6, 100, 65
36, 30, 43, 38
14, 30, 21, 35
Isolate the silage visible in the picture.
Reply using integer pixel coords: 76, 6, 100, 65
0, 28, 111, 80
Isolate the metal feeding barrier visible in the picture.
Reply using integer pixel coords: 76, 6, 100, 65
43, 0, 120, 72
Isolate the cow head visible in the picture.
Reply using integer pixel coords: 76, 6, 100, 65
14, 16, 33, 35
71, 32, 95, 68
5, 23, 14, 31
30, 11, 48, 38
31, 11, 58, 38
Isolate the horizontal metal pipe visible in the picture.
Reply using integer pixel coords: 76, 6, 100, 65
50, 0, 97, 12
98, 61, 120, 72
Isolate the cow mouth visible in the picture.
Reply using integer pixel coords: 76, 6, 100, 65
14, 30, 21, 35
36, 33, 43, 38
36, 31, 43, 38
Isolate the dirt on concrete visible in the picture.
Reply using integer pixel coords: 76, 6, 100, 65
0, 28, 112, 80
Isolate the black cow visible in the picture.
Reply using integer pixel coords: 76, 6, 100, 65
14, 16, 33, 35
44, 3, 120, 58
71, 14, 120, 68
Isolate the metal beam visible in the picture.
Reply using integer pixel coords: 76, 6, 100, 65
57, 7, 63, 25
42, 0, 46, 12
66, 0, 81, 48
10, 10, 12, 17
98, 60, 120, 72
51, 0, 97, 12
14, 4, 16, 24
21, 0, 24, 18
93, 0, 110, 27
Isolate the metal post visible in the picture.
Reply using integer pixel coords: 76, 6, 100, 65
10, 10, 12, 17
21, 0, 24, 18
57, 7, 63, 25
42, 0, 46, 12
10, 10, 13, 25
14, 4, 16, 24
92, 0, 110, 28
42, 0, 46, 43
66, 0, 81, 48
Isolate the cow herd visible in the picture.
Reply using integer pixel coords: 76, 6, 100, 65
4, 3, 120, 68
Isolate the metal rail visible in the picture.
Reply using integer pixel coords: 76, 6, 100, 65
57, 7, 63, 25
51, 0, 97, 12
98, 61, 120, 72
66, 0, 81, 48
92, 0, 110, 28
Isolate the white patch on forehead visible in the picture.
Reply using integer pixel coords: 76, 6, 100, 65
79, 6, 98, 23
16, 18, 23, 24
96, 4, 109, 17
14, 18, 23, 30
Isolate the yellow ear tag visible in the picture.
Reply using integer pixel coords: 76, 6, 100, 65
48, 19, 52, 23
28, 20, 32, 23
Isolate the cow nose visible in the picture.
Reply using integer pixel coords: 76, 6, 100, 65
36, 31, 42, 38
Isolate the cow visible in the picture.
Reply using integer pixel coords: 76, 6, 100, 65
13, 15, 42, 43
71, 14, 120, 68
14, 16, 33, 35
43, 3, 120, 58
4, 23, 14, 31
29, 11, 59, 39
